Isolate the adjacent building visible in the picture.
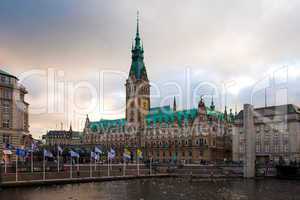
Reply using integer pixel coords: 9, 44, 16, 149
232, 104, 300, 163
43, 125, 84, 146
0, 69, 31, 161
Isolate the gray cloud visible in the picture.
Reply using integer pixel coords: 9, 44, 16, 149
0, 0, 299, 138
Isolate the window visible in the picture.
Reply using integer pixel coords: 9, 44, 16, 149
2, 100, 11, 128
256, 144, 260, 153
0, 75, 10, 84
3, 135, 11, 144
239, 146, 244, 153
265, 144, 270, 153
2, 118, 10, 128
3, 89, 12, 99
256, 126, 261, 133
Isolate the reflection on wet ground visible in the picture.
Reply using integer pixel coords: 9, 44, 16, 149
1, 178, 300, 200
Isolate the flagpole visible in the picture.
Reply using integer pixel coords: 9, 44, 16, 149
94, 156, 97, 171
43, 151, 45, 180
77, 157, 79, 177
57, 147, 59, 173
4, 157, 7, 174
70, 157, 72, 179
15, 155, 18, 182
90, 156, 92, 178
123, 158, 125, 176
137, 156, 140, 176
31, 151, 33, 173
150, 157, 152, 175
107, 152, 110, 177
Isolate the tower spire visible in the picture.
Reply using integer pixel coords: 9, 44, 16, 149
224, 106, 228, 121
129, 11, 147, 80
210, 95, 215, 111
69, 123, 72, 132
173, 96, 177, 111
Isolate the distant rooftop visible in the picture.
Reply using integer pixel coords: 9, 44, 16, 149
0, 69, 18, 79
236, 104, 300, 119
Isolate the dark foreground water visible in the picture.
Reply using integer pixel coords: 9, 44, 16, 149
1, 178, 300, 200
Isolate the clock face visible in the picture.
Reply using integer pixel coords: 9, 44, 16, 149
141, 99, 149, 112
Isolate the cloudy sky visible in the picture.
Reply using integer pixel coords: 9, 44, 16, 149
0, 0, 300, 138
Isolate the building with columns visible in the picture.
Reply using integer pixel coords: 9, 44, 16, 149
81, 16, 233, 164
0, 69, 31, 162
232, 104, 300, 164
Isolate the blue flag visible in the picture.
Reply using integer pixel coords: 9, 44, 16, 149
16, 148, 27, 157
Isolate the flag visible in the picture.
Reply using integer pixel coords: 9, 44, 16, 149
31, 142, 38, 151
123, 148, 131, 160
4, 143, 14, 150
90, 151, 96, 159
137, 149, 143, 159
108, 148, 115, 160
95, 146, 102, 154
91, 151, 100, 160
57, 145, 63, 154
16, 148, 27, 157
69, 150, 80, 158
3, 149, 12, 155
44, 149, 54, 158
95, 154, 100, 161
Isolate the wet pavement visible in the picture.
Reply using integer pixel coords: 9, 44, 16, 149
1, 178, 300, 200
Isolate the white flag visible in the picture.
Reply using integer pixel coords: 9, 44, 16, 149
69, 150, 80, 158
108, 148, 115, 160
95, 147, 102, 154
44, 149, 54, 158
58, 146, 63, 153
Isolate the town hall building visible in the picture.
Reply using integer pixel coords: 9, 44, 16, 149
82, 16, 233, 163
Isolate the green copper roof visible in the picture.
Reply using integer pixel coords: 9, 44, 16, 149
89, 119, 127, 132
129, 13, 148, 80
89, 105, 232, 132
145, 105, 227, 127
149, 105, 172, 115
0, 69, 18, 79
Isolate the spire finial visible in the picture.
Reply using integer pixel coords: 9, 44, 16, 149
136, 10, 140, 37
134, 10, 141, 49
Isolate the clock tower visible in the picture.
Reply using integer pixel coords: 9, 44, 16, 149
125, 13, 150, 127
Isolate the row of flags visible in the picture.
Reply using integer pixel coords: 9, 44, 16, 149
5, 143, 144, 180
3, 143, 143, 161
